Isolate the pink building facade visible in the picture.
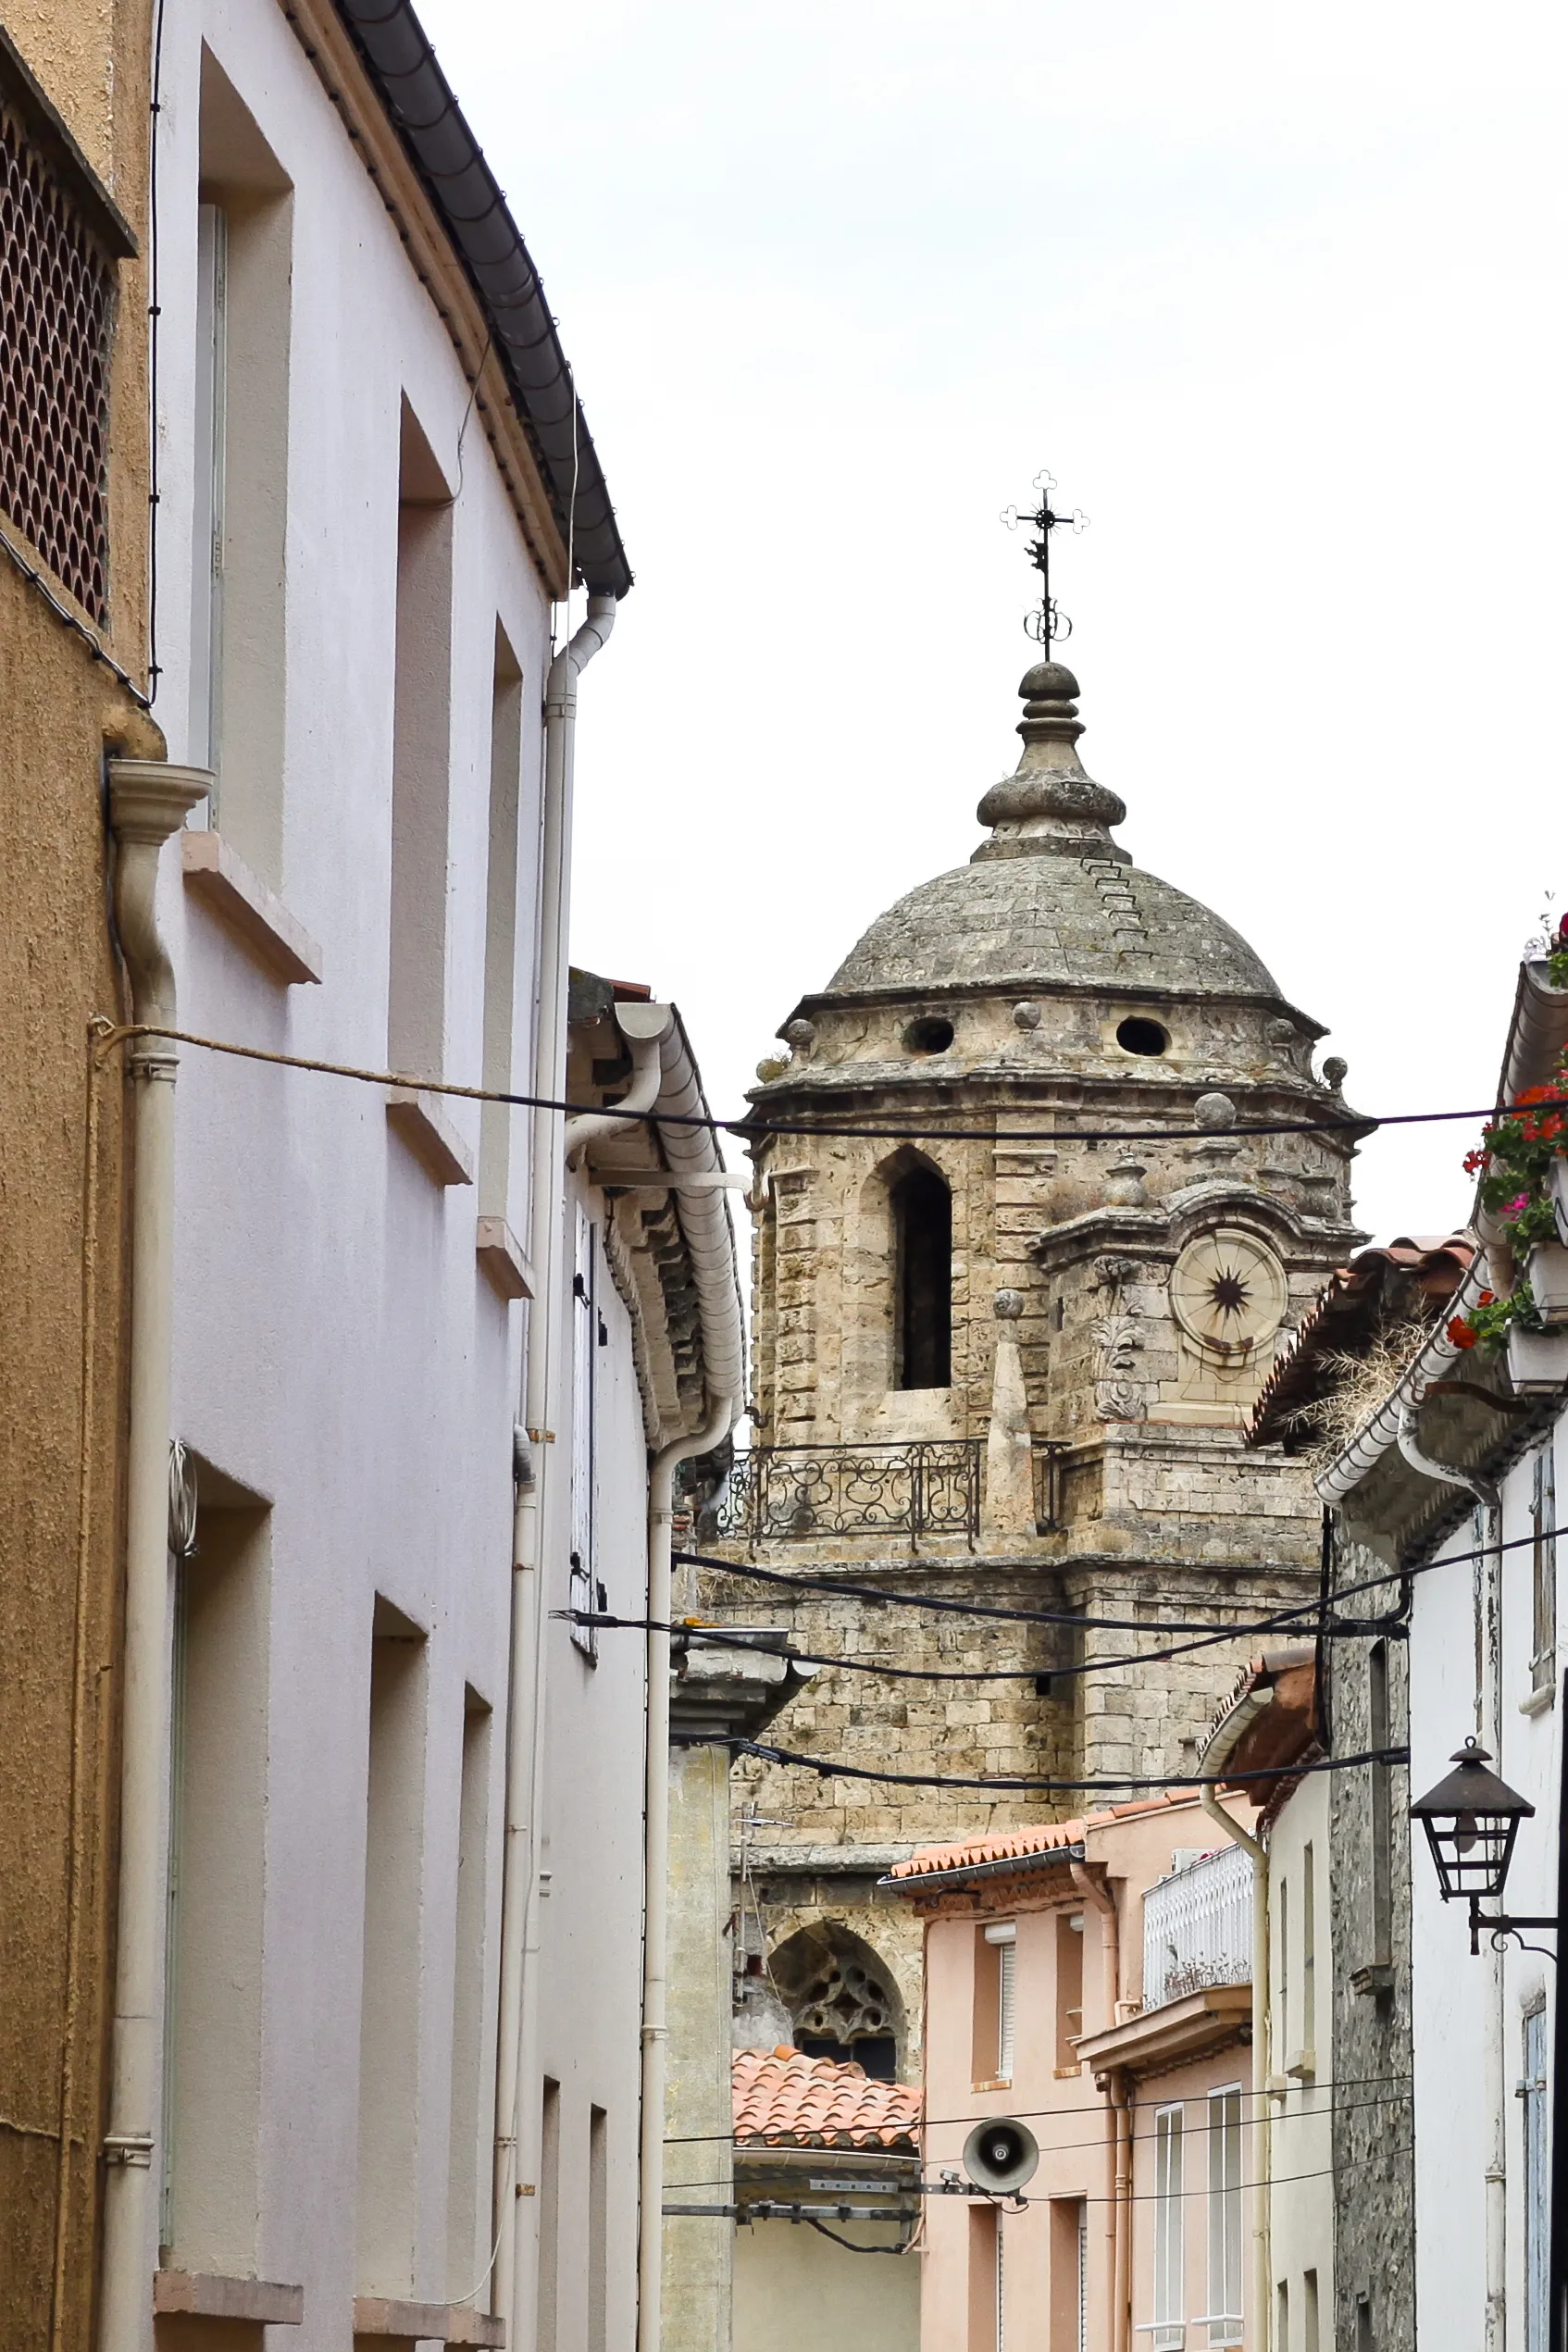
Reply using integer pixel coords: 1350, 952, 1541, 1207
891, 1794, 1260, 2352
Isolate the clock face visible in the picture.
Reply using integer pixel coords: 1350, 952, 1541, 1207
1169, 1228, 1288, 1357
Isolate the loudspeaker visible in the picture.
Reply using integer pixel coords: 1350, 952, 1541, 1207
962, 2117, 1039, 2194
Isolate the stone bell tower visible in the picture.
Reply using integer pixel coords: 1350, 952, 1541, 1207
704, 657, 1365, 2074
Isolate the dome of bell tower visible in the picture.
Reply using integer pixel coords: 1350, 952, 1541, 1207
827, 662, 1279, 1004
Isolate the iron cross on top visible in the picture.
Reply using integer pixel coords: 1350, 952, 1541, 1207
1001, 469, 1089, 647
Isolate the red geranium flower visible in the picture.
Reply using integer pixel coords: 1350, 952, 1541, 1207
1448, 1316, 1477, 1349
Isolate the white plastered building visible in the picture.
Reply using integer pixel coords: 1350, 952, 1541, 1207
98, 3, 744, 2347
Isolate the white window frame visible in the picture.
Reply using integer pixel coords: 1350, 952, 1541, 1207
189, 203, 227, 799
1151, 2101, 1185, 2352
1202, 2084, 1244, 2346
985, 1921, 1016, 2082
1531, 1444, 1557, 1695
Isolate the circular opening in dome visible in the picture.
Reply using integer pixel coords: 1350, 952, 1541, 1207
1116, 1016, 1168, 1058
905, 1016, 955, 1055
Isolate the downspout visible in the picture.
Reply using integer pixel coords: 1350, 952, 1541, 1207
492, 594, 616, 2333
563, 1004, 671, 1167
97, 760, 210, 2352
1071, 1861, 1126, 2352
639, 1391, 737, 2352
1199, 1766, 1270, 2352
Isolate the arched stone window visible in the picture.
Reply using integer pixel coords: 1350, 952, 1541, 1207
769, 1923, 904, 2083
891, 1162, 952, 1389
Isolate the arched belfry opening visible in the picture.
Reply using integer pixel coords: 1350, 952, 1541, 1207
768, 1923, 906, 2083
891, 1160, 952, 1389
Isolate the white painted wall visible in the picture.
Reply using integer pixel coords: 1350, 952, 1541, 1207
1266, 1772, 1333, 2345
147, 5, 653, 2345
1408, 1438, 1562, 2352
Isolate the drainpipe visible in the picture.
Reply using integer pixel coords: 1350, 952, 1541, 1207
492, 594, 616, 2334
1071, 1861, 1126, 2352
97, 760, 210, 2352
1199, 1783, 1270, 2352
563, 1005, 671, 1167
639, 1391, 736, 2352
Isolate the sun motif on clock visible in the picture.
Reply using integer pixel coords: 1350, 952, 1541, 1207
1169, 1228, 1288, 1358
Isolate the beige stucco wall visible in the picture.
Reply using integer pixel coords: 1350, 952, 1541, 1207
734, 2214, 920, 2352
665, 1745, 740, 2352
0, 0, 157, 2337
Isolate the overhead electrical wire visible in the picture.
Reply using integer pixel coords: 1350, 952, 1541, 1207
705, 1736, 1409, 1796
665, 2070, 1412, 2145
89, 1018, 1508, 1151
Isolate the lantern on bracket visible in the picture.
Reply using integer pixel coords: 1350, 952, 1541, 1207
1410, 1738, 1550, 1953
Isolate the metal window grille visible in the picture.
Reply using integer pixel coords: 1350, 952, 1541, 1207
1204, 2085, 1243, 2346
1151, 2104, 1184, 2352
0, 86, 115, 618
1141, 1843, 1252, 2014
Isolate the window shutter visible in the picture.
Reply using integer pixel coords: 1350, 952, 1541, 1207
997, 1939, 1015, 2081
568, 1210, 597, 1660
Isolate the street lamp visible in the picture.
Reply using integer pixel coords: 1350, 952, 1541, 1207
1410, 1737, 1547, 1954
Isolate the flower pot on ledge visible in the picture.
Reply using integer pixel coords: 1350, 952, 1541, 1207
1527, 1243, 1568, 1325
1507, 1326, 1568, 1394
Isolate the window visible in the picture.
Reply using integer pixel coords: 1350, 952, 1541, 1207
588, 2106, 608, 2352
973, 1922, 1016, 2084
1301, 1842, 1316, 2062
1151, 2103, 1184, 2351
538, 2078, 561, 2351
1303, 2270, 1320, 2352
1116, 1016, 1168, 1056
1049, 2198, 1087, 2351
161, 1478, 269, 2270
1532, 1445, 1557, 1696
479, 627, 525, 1218
1524, 2005, 1549, 2352
892, 1162, 952, 1388
1368, 1642, 1392, 1970
1276, 1875, 1290, 2067
969, 2204, 1002, 2352
388, 396, 454, 1075
0, 60, 122, 620
1055, 1911, 1085, 2069
193, 51, 293, 879
1205, 2087, 1243, 2346
445, 1693, 492, 2295
569, 1209, 602, 1659
1277, 2282, 1289, 2351
356, 1599, 429, 2297
1354, 2296, 1373, 2352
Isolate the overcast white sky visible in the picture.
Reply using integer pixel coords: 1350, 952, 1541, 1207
422, 0, 1568, 1246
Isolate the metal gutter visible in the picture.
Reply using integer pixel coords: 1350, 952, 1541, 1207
645, 1007, 747, 1415
330, 0, 632, 598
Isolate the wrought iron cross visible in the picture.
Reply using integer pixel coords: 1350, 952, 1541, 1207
1001, 470, 1089, 648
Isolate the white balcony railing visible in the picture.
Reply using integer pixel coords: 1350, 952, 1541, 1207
1141, 1842, 1252, 2013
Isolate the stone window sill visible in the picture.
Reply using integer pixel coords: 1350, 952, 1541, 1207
154, 2271, 304, 2324
386, 1089, 474, 1187
350, 2296, 504, 2346
476, 1215, 534, 1300
181, 831, 323, 986
1520, 1681, 1556, 1718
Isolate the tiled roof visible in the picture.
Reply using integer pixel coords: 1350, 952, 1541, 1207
887, 1820, 1087, 1881
1248, 1233, 1475, 1447
732, 2047, 922, 2149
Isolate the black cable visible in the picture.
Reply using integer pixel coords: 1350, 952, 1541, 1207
562, 1610, 1397, 1684
797, 2214, 912, 2255
674, 1549, 1322, 1636
678, 1521, 1548, 1636
668, 2072, 1412, 2145
719, 1735, 1408, 1796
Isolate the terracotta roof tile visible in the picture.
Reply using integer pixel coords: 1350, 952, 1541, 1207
732, 2047, 922, 2149
888, 1820, 1089, 1880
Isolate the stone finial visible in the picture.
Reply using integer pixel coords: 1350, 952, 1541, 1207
1012, 1001, 1042, 1031
973, 663, 1129, 865
1322, 1055, 1348, 1090
1266, 1017, 1297, 1045
1105, 1157, 1147, 1207
755, 1056, 789, 1083
783, 1017, 816, 1061
1194, 1091, 1238, 1132
993, 1288, 1025, 1319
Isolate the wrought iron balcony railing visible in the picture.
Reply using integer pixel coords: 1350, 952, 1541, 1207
711, 1440, 983, 1545
1140, 1840, 1252, 2013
